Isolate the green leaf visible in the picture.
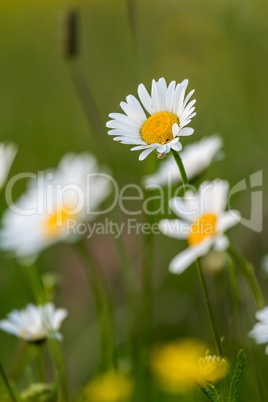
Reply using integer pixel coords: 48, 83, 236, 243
198, 383, 220, 402
228, 349, 246, 402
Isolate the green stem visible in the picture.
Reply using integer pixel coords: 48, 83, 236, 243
112, 209, 137, 362
226, 252, 245, 346
47, 339, 72, 402
23, 264, 48, 305
113, 210, 136, 308
171, 148, 189, 194
0, 362, 19, 402
226, 253, 241, 311
74, 241, 116, 369
171, 149, 222, 355
196, 259, 222, 355
35, 344, 45, 383
228, 246, 264, 310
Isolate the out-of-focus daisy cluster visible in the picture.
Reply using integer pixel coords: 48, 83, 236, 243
0, 152, 111, 260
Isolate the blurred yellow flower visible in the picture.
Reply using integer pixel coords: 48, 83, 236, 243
198, 352, 229, 385
150, 339, 228, 394
84, 371, 133, 402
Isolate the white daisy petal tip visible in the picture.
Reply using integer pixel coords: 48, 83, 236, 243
107, 78, 196, 160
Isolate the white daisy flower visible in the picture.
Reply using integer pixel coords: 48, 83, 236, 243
249, 307, 268, 354
159, 179, 240, 274
0, 142, 17, 190
143, 135, 223, 187
0, 303, 68, 342
107, 77, 196, 160
0, 152, 111, 260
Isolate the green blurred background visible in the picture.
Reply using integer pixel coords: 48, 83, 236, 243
0, 0, 268, 398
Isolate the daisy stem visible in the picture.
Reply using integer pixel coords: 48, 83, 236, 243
75, 241, 116, 369
171, 149, 188, 194
228, 246, 264, 310
225, 252, 245, 343
48, 339, 72, 402
142, 209, 154, 345
171, 149, 222, 355
0, 362, 19, 402
35, 344, 45, 383
196, 259, 222, 355
112, 208, 137, 361
24, 264, 48, 305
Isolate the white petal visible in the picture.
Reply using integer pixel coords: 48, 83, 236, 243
0, 320, 20, 337
152, 78, 168, 111
138, 83, 155, 114
213, 235, 229, 251
249, 323, 268, 344
199, 179, 229, 214
52, 309, 68, 330
171, 142, 182, 152
256, 307, 268, 323
172, 82, 184, 114
169, 194, 200, 222
166, 81, 176, 110
217, 211, 240, 233
108, 113, 141, 129
139, 147, 156, 161
172, 123, 179, 136
183, 89, 195, 107
120, 95, 147, 122
113, 137, 145, 145
156, 145, 168, 153
130, 145, 148, 151
159, 218, 190, 239
178, 127, 194, 136
169, 238, 214, 274
107, 129, 140, 138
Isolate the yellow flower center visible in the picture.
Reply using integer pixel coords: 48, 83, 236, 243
44, 205, 78, 238
140, 112, 179, 145
188, 214, 217, 246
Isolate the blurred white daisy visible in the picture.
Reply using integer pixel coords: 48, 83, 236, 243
107, 78, 196, 160
0, 303, 67, 342
143, 135, 223, 187
0, 153, 111, 260
249, 307, 268, 354
0, 142, 17, 190
159, 179, 240, 274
